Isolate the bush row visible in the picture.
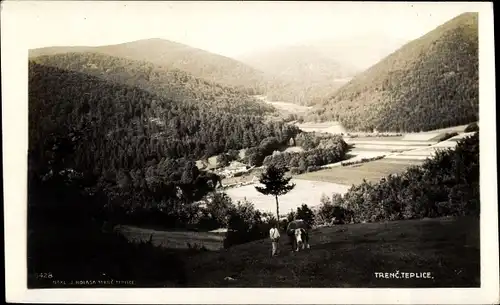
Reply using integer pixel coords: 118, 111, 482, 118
262, 135, 349, 174
315, 132, 479, 224
341, 155, 385, 167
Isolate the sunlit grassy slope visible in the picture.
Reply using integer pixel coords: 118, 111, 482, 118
181, 216, 479, 287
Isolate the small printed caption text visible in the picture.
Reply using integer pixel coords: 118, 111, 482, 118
374, 271, 434, 279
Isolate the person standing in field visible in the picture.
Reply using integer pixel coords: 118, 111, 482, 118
269, 221, 281, 256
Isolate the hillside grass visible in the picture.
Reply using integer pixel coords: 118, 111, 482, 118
182, 216, 479, 287
115, 225, 225, 251
295, 159, 424, 185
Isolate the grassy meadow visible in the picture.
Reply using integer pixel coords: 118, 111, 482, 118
295, 159, 425, 185
182, 216, 479, 287
115, 225, 225, 251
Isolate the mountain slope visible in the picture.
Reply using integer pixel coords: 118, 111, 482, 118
30, 52, 274, 115
310, 12, 479, 132
28, 62, 299, 175
241, 45, 358, 82
239, 45, 359, 105
29, 38, 269, 93
302, 35, 409, 72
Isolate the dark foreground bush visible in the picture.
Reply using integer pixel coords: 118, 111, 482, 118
315, 194, 354, 225
437, 132, 459, 142
222, 200, 272, 248
28, 161, 190, 287
464, 122, 479, 132
28, 203, 190, 287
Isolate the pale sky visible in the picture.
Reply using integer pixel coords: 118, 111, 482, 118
4, 1, 483, 58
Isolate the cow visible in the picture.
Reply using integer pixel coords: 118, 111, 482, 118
286, 219, 310, 252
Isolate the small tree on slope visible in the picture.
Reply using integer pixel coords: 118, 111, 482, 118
255, 165, 296, 222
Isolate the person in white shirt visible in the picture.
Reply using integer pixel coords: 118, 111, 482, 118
269, 221, 281, 256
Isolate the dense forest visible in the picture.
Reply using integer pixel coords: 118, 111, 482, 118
29, 38, 270, 94
29, 63, 301, 223
309, 12, 478, 132
30, 52, 274, 114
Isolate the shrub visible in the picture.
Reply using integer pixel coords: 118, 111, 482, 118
245, 136, 286, 167
341, 155, 385, 167
315, 194, 353, 225
265, 136, 349, 171
437, 132, 459, 142
196, 192, 235, 230
223, 199, 270, 248
295, 204, 315, 228
296, 132, 321, 150
216, 154, 229, 167
306, 165, 321, 172
464, 122, 479, 132
227, 149, 240, 161
289, 167, 305, 175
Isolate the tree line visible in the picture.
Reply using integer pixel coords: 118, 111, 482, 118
29, 63, 301, 203
262, 133, 349, 173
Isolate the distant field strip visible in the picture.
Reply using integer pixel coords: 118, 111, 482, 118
296, 159, 424, 185
384, 133, 474, 161
346, 140, 435, 146
115, 225, 225, 250
351, 144, 432, 150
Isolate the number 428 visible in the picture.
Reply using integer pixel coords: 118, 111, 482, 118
36, 272, 53, 279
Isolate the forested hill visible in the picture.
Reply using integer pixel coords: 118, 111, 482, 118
29, 62, 300, 178
30, 52, 274, 115
29, 38, 269, 94
309, 12, 478, 132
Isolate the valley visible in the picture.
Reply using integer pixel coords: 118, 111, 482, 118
25, 9, 481, 290
216, 114, 476, 214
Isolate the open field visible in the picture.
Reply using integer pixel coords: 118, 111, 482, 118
345, 136, 404, 141
346, 139, 434, 146
183, 216, 479, 287
210, 126, 474, 213
295, 121, 347, 134
295, 159, 424, 185
254, 95, 312, 117
296, 130, 476, 184
384, 132, 475, 162
225, 179, 351, 214
115, 225, 225, 251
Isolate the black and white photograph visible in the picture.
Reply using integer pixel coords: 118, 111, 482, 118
3, 1, 498, 304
